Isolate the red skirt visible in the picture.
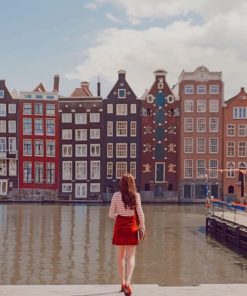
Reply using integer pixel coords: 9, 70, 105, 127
112, 215, 138, 245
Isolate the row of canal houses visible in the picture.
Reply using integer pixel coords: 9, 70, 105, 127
0, 66, 246, 202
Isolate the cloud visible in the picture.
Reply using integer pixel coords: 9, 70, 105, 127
84, 2, 97, 10
106, 13, 121, 23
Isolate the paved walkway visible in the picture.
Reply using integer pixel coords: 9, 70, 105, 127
0, 284, 247, 296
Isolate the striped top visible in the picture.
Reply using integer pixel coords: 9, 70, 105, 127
109, 191, 145, 229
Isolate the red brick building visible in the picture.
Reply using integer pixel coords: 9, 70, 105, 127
18, 77, 59, 195
223, 87, 247, 201
178, 66, 224, 201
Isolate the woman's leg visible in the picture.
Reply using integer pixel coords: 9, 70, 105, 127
125, 246, 136, 286
117, 246, 126, 285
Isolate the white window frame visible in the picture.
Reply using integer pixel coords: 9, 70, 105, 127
209, 85, 219, 94
209, 138, 218, 154
107, 143, 113, 158
197, 118, 206, 132
116, 162, 127, 179
8, 104, 16, 114
197, 85, 206, 94
197, 137, 206, 153
130, 143, 136, 158
9, 160, 17, 176
23, 139, 32, 156
75, 129, 87, 141
227, 162, 235, 178
116, 104, 127, 115
76, 161, 87, 180
209, 118, 219, 132
62, 129, 72, 140
8, 120, 16, 133
8, 137, 16, 154
116, 121, 127, 137
62, 145, 73, 157
75, 183, 87, 198
238, 141, 247, 157
209, 100, 219, 112
90, 183, 100, 193
184, 118, 193, 132
197, 100, 206, 112
130, 121, 136, 137
62, 113, 72, 123
107, 162, 113, 179
75, 144, 87, 157
116, 143, 127, 158
227, 141, 235, 157
227, 124, 235, 136
90, 129, 100, 139
107, 121, 113, 137
131, 104, 136, 114
184, 159, 193, 178
184, 85, 194, 94
90, 113, 100, 123
238, 124, 247, 136
184, 100, 194, 112
130, 162, 136, 179
46, 140, 55, 157
62, 161, 72, 180
34, 118, 43, 135
0, 120, 6, 133
184, 137, 193, 153
107, 104, 113, 113
118, 89, 126, 99
23, 118, 32, 135
35, 139, 44, 156
62, 183, 72, 193
90, 144, 100, 157
209, 160, 218, 178
46, 118, 55, 136
90, 160, 100, 179
196, 159, 206, 178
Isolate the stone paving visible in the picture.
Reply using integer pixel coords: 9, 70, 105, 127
0, 284, 247, 296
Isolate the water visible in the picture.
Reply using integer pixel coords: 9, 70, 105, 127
0, 204, 247, 285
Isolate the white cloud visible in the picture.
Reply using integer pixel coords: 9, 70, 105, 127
84, 2, 97, 10
106, 13, 121, 23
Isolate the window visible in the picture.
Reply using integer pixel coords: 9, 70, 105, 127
90, 183, 100, 192
184, 100, 194, 112
8, 120, 16, 133
233, 107, 247, 119
118, 89, 126, 98
90, 161, 100, 179
197, 100, 206, 112
90, 144, 100, 157
130, 143, 136, 158
75, 144, 87, 157
8, 137, 16, 154
184, 118, 193, 132
24, 162, 32, 183
0, 104, 6, 116
130, 162, 136, 178
227, 141, 235, 157
62, 145, 72, 157
209, 160, 218, 178
9, 160, 17, 176
47, 95, 54, 100
46, 163, 55, 183
75, 184, 87, 198
184, 137, 193, 153
209, 118, 218, 132
34, 103, 43, 115
36, 94, 43, 99
107, 162, 113, 178
131, 104, 136, 114
23, 118, 32, 135
62, 129, 72, 140
90, 113, 100, 122
130, 121, 136, 136
90, 129, 100, 139
116, 143, 127, 158
107, 121, 113, 136
35, 118, 43, 135
155, 163, 165, 182
197, 159, 206, 177
0, 138, 6, 153
46, 140, 55, 157
62, 161, 72, 180
238, 124, 247, 136
8, 104, 16, 114
0, 160, 7, 176
184, 159, 193, 178
107, 143, 113, 158
116, 121, 127, 136
76, 161, 87, 180
23, 140, 32, 156
0, 121, 6, 133
227, 162, 235, 178
35, 140, 44, 156
209, 100, 219, 112
197, 118, 206, 132
197, 138, 206, 153
209, 85, 219, 94
107, 104, 113, 113
46, 119, 55, 136
197, 85, 206, 94
0, 90, 4, 98
116, 104, 127, 115
62, 113, 72, 123
35, 163, 43, 183
184, 85, 194, 94
209, 138, 218, 153
62, 183, 72, 193
23, 103, 32, 115
227, 124, 235, 136
75, 129, 87, 141
116, 162, 127, 179
75, 113, 87, 124
238, 142, 246, 157
46, 104, 55, 116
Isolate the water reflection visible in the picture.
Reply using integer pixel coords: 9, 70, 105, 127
0, 204, 246, 285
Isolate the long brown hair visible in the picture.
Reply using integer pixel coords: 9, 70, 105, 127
120, 173, 137, 210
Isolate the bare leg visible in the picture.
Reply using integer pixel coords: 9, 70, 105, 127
126, 246, 136, 286
117, 246, 126, 285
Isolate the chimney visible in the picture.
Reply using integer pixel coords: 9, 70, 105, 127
154, 69, 167, 79
53, 75, 59, 92
118, 70, 126, 80
240, 87, 245, 92
81, 81, 89, 90
97, 77, 101, 97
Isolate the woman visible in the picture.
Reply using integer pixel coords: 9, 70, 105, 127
109, 173, 145, 296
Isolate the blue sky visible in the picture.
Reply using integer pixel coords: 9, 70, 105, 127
1, 0, 247, 99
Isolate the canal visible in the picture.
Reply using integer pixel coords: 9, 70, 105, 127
0, 204, 247, 285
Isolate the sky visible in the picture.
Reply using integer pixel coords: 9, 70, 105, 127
0, 0, 247, 99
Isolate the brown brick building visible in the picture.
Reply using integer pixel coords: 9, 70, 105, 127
178, 66, 224, 201
223, 87, 247, 201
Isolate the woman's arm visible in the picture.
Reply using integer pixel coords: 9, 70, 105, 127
136, 193, 145, 230
109, 193, 117, 220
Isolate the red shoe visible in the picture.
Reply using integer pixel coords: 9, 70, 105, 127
120, 284, 126, 292
124, 285, 132, 296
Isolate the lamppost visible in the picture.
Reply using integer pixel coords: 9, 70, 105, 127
204, 173, 209, 199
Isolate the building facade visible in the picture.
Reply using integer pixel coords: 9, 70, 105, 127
102, 70, 141, 196
0, 80, 19, 196
178, 66, 224, 200
223, 87, 247, 201
18, 77, 59, 195
140, 70, 180, 199
58, 82, 103, 200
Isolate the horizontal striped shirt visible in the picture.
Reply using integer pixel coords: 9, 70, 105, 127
109, 191, 145, 229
